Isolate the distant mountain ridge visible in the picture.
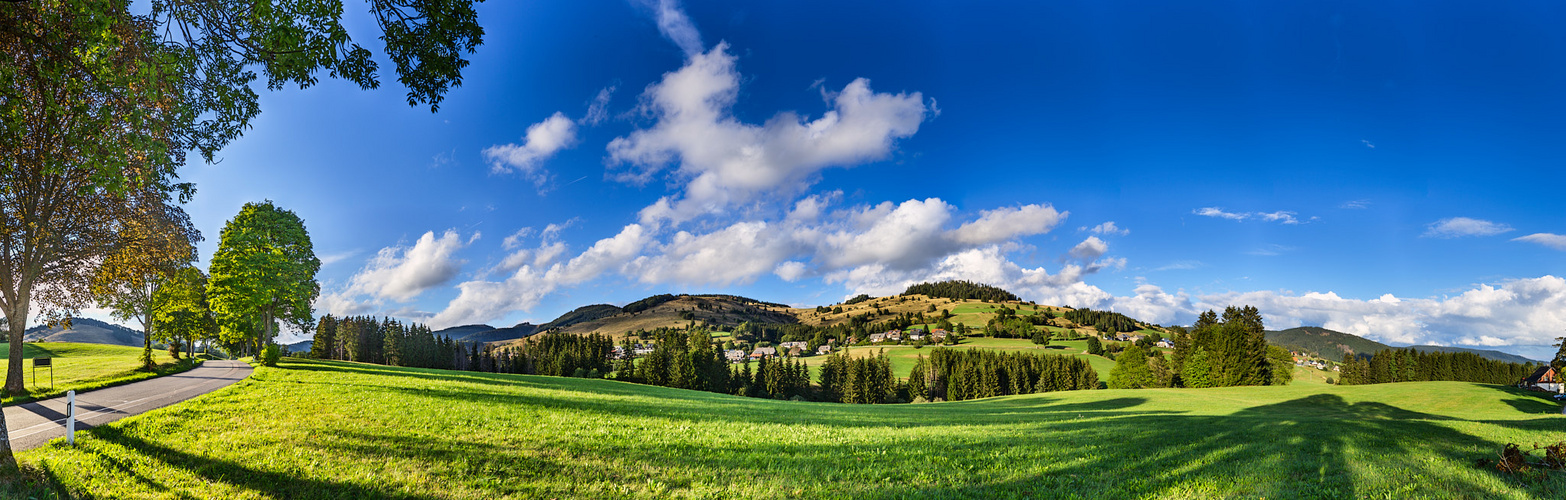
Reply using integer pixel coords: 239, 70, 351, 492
23, 318, 144, 347
1265, 326, 1540, 364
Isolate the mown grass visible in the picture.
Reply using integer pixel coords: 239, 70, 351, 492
16, 357, 1566, 499
0, 343, 199, 404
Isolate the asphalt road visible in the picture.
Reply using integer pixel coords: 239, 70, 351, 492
2, 359, 253, 451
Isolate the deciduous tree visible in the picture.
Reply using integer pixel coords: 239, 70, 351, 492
208, 201, 320, 355
150, 265, 217, 360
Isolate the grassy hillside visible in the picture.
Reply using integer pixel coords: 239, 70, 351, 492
537, 295, 797, 340
22, 318, 145, 347
0, 342, 193, 403
1266, 326, 1391, 362
16, 358, 1565, 499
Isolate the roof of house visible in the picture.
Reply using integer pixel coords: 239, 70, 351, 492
1523, 365, 1557, 384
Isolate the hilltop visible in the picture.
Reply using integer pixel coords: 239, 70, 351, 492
1265, 327, 1392, 362
549, 294, 796, 337
23, 318, 144, 347
1266, 326, 1540, 364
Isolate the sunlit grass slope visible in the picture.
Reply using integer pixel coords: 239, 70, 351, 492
20, 358, 1566, 499
0, 342, 190, 403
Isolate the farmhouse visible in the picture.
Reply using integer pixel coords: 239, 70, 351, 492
817, 345, 832, 355
724, 350, 747, 363
930, 329, 949, 340
868, 333, 887, 343
885, 330, 903, 341
1520, 366, 1562, 393
750, 347, 777, 360
779, 341, 808, 351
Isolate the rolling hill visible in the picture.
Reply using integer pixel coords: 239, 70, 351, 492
22, 318, 144, 347
1265, 326, 1391, 362
1266, 326, 1541, 364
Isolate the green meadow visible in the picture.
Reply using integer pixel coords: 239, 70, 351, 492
14, 357, 1566, 499
0, 343, 195, 404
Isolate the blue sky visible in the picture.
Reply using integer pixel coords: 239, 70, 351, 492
112, 1, 1566, 358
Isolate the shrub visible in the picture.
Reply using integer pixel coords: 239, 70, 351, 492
262, 344, 282, 367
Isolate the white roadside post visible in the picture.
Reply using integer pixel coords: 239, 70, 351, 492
66, 389, 75, 445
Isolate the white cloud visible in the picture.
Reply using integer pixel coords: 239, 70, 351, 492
1068, 236, 1109, 261
774, 261, 808, 282
639, 0, 704, 56
1194, 207, 1248, 220
1258, 211, 1300, 224
950, 204, 1065, 245
484, 112, 578, 187
1090, 221, 1129, 236
318, 250, 359, 267
1340, 200, 1370, 209
430, 224, 649, 328
817, 198, 953, 270
607, 43, 930, 224
1514, 233, 1566, 250
629, 221, 794, 286
346, 230, 469, 302
582, 87, 615, 126
1423, 217, 1514, 238
1195, 207, 1314, 224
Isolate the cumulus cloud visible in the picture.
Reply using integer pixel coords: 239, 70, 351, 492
629, 221, 794, 285
430, 224, 650, 328
1513, 233, 1566, 250
317, 230, 471, 317
1423, 217, 1513, 238
607, 43, 930, 224
1068, 236, 1109, 261
1090, 221, 1130, 236
951, 204, 1065, 245
484, 112, 578, 187
349, 230, 468, 302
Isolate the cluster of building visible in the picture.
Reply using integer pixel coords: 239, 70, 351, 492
1520, 365, 1562, 393
722, 341, 835, 363
1288, 352, 1341, 372
866, 328, 949, 344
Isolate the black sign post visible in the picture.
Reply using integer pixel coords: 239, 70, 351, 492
33, 357, 52, 391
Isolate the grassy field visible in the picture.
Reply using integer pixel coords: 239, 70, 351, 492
0, 342, 195, 404
13, 357, 1566, 499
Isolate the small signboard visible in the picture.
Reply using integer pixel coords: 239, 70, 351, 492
33, 357, 53, 390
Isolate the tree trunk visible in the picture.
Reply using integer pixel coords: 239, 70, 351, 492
5, 301, 29, 396
141, 317, 154, 370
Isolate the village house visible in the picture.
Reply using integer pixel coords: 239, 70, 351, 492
817, 345, 832, 355
724, 350, 747, 363
750, 347, 777, 360
868, 333, 888, 343
930, 329, 949, 340
1521, 366, 1563, 393
632, 344, 656, 356
779, 341, 808, 352
1156, 339, 1175, 348
885, 330, 903, 341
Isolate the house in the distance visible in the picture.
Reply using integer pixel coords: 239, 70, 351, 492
1521, 366, 1563, 393
724, 350, 747, 363
750, 347, 777, 360
885, 330, 903, 342
868, 333, 887, 343
817, 345, 832, 355
779, 341, 808, 352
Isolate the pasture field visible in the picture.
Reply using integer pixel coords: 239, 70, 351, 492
0, 342, 196, 404
14, 358, 1566, 499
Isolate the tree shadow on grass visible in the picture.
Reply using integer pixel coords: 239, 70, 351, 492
534, 394, 1566, 499
36, 424, 447, 500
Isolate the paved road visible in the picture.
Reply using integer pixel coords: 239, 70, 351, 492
2, 359, 253, 451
